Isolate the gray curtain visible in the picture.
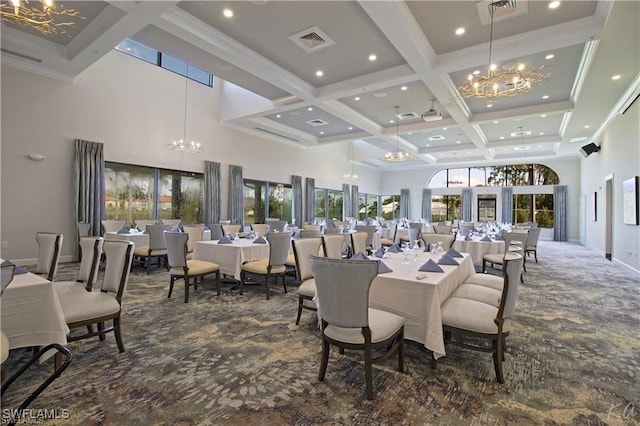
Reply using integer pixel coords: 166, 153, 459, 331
305, 177, 315, 223
228, 165, 243, 225
461, 187, 473, 222
501, 187, 513, 224
74, 139, 104, 238
400, 188, 410, 219
421, 188, 432, 221
554, 185, 568, 241
204, 161, 221, 225
343, 184, 351, 218
292, 175, 302, 227
351, 184, 359, 221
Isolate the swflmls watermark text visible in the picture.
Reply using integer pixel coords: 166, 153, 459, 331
1, 408, 70, 424
607, 400, 637, 423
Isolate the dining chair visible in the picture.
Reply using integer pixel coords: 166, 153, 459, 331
182, 224, 206, 260
54, 237, 104, 296
240, 232, 291, 300
483, 231, 528, 275
160, 218, 181, 227
355, 225, 377, 253
399, 223, 422, 245
432, 254, 524, 384
164, 232, 221, 303
221, 224, 242, 238
322, 228, 341, 235
77, 222, 92, 261
350, 232, 368, 256
299, 229, 322, 238
35, 232, 63, 281
434, 225, 453, 234
291, 237, 322, 325
100, 220, 126, 235
458, 223, 475, 237
250, 223, 269, 237
58, 240, 134, 353
309, 255, 405, 400
380, 223, 398, 247
208, 224, 225, 240
134, 219, 157, 231
525, 227, 542, 263
421, 234, 455, 251
322, 234, 345, 259
133, 224, 173, 274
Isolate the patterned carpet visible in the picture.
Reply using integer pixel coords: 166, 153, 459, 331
2, 241, 639, 425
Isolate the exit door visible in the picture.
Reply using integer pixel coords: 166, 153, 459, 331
478, 195, 496, 222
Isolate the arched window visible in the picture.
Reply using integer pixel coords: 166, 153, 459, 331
427, 163, 559, 188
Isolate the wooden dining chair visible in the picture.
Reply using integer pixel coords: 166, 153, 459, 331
54, 236, 104, 296
133, 224, 173, 274
240, 232, 291, 300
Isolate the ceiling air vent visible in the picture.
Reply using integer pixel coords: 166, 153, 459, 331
477, 0, 528, 25
510, 129, 531, 137
428, 135, 445, 141
306, 119, 329, 127
397, 112, 420, 120
289, 26, 335, 53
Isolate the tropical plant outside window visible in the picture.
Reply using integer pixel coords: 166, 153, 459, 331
243, 180, 292, 224
513, 194, 554, 228
428, 164, 559, 188
380, 195, 401, 220
431, 195, 461, 222
315, 188, 343, 221
358, 194, 379, 221
105, 163, 203, 224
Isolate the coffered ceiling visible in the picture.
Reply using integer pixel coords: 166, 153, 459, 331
2, 0, 638, 171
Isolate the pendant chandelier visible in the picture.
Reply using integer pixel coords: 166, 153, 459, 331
343, 140, 358, 180
0, 0, 84, 36
167, 79, 204, 154
382, 106, 412, 163
458, 0, 551, 102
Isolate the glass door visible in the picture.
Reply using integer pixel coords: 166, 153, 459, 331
477, 195, 496, 222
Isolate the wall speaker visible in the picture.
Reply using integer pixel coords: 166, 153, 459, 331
580, 143, 600, 158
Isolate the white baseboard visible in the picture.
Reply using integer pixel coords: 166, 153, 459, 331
613, 258, 640, 274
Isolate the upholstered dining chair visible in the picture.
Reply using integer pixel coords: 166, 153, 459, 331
291, 237, 322, 325
164, 232, 221, 303
434, 225, 453, 234
399, 222, 422, 246
421, 233, 455, 251
309, 255, 405, 400
54, 237, 104, 296
240, 232, 291, 300
208, 224, 225, 240
355, 225, 377, 253
322, 234, 345, 259
57, 240, 134, 353
380, 223, 398, 247
100, 220, 126, 235
160, 218, 181, 227
432, 254, 524, 384
525, 227, 542, 263
221, 224, 242, 238
250, 223, 269, 237
300, 229, 322, 238
322, 227, 342, 235
458, 223, 475, 237
134, 224, 173, 274
134, 219, 157, 230
483, 231, 528, 275
35, 232, 63, 281
350, 232, 368, 256
182, 224, 206, 260
77, 222, 92, 261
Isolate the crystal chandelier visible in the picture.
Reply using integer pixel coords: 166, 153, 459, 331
0, 0, 84, 36
343, 140, 358, 180
458, 0, 551, 102
166, 79, 204, 154
383, 106, 412, 162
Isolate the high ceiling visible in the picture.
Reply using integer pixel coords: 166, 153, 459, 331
2, 0, 638, 171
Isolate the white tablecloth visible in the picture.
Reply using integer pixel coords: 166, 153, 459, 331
1, 260, 69, 360
368, 251, 475, 359
105, 229, 212, 248
194, 239, 271, 280
453, 237, 505, 265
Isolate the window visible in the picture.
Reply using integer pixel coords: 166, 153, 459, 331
431, 195, 461, 222
315, 188, 344, 221
429, 163, 559, 188
513, 194, 554, 228
243, 180, 292, 224
357, 193, 379, 221
105, 163, 203, 223
380, 195, 401, 220
116, 39, 213, 87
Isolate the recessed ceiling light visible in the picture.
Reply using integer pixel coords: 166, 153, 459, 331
368, 54, 377, 61
493, 120, 499, 124
584, 124, 590, 128
473, 70, 480, 75
612, 74, 621, 80
539, 132, 545, 135
542, 95, 550, 99
455, 27, 465, 36
500, 136, 505, 140
348, 127, 353, 130
373, 91, 387, 97
223, 8, 234, 18
456, 141, 461, 144
486, 103, 494, 108
389, 119, 394, 124
426, 144, 430, 147
276, 114, 281, 118
307, 107, 313, 111
354, 97, 360, 101
315, 70, 324, 77
541, 114, 547, 118
537, 145, 543, 148
549, 1, 561, 9
320, 131, 324, 135
443, 127, 447, 131
401, 86, 407, 91
545, 54, 555, 60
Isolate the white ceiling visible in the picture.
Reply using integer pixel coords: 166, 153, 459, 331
2, 0, 638, 171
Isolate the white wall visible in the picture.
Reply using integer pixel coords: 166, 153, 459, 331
379, 157, 581, 242
581, 99, 640, 272
0, 51, 380, 262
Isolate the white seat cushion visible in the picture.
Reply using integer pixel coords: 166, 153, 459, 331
441, 297, 511, 334
1, 330, 9, 364
242, 259, 286, 275
134, 246, 167, 257
54, 281, 88, 296
59, 292, 121, 324
463, 273, 503, 291
170, 260, 219, 276
453, 283, 502, 307
483, 253, 504, 264
298, 278, 316, 298
324, 308, 404, 344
